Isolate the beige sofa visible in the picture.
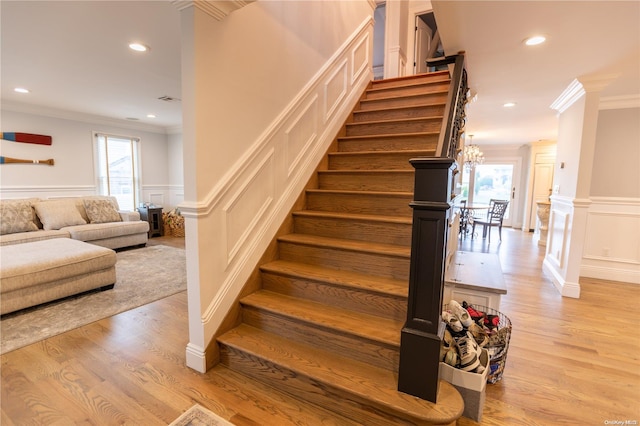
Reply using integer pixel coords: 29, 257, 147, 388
0, 196, 149, 315
0, 196, 149, 249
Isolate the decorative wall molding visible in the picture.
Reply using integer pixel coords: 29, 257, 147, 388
185, 17, 375, 369
600, 94, 640, 110
0, 185, 96, 198
581, 195, 640, 284
550, 79, 585, 114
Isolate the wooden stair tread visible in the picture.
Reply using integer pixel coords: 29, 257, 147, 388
260, 259, 408, 298
353, 101, 446, 114
219, 324, 464, 424
367, 79, 450, 92
209, 365, 362, 425
278, 233, 410, 258
360, 90, 449, 102
292, 210, 412, 225
318, 170, 414, 175
306, 188, 413, 197
337, 131, 439, 141
370, 70, 449, 84
329, 149, 435, 157
241, 290, 401, 346
346, 116, 443, 126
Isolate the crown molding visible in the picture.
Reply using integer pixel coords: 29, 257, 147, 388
599, 94, 640, 110
550, 79, 585, 114
171, 0, 255, 21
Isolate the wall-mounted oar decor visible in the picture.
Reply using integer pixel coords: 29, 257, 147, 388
0, 156, 54, 165
1, 132, 52, 145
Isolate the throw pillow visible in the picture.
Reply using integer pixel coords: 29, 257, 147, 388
83, 199, 122, 224
34, 199, 87, 230
0, 200, 39, 235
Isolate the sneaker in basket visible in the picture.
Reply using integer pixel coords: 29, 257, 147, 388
442, 311, 463, 332
449, 300, 473, 327
455, 331, 481, 372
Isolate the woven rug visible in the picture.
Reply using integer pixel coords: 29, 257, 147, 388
170, 404, 234, 426
0, 244, 186, 354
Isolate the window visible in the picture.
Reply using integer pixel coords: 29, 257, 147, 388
94, 133, 141, 211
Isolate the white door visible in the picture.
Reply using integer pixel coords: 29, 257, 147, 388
414, 16, 432, 74
462, 160, 521, 228
527, 162, 554, 231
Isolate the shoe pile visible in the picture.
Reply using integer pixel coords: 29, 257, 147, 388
442, 300, 513, 373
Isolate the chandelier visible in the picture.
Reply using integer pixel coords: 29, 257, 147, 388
463, 135, 484, 170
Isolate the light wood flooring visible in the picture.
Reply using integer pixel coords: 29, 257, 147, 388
2, 231, 639, 425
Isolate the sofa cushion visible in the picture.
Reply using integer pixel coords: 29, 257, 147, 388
0, 199, 39, 235
83, 199, 122, 224
34, 199, 87, 230
62, 221, 149, 242
0, 229, 70, 246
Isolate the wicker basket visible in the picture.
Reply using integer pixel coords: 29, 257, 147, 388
443, 303, 512, 384
163, 211, 185, 237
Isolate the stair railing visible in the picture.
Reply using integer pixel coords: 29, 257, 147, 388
397, 53, 468, 403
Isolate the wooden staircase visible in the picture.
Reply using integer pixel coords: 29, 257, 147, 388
217, 71, 464, 425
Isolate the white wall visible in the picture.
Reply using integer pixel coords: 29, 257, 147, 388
581, 106, 640, 284
0, 108, 183, 210
590, 108, 640, 198
179, 1, 376, 372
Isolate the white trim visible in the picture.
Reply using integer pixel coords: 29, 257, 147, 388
185, 343, 207, 373
550, 79, 585, 114
600, 94, 640, 110
543, 258, 581, 298
581, 265, 640, 285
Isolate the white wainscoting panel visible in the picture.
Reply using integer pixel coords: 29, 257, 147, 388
352, 33, 370, 85
581, 197, 640, 284
286, 96, 318, 178
324, 60, 348, 123
224, 149, 275, 264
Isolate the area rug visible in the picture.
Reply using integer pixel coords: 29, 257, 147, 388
170, 404, 235, 426
1, 245, 186, 354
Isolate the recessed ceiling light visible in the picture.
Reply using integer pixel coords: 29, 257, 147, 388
525, 35, 546, 46
129, 42, 149, 52
146, 114, 156, 119
503, 102, 516, 108
14, 87, 30, 94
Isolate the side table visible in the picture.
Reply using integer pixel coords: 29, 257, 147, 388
138, 206, 164, 238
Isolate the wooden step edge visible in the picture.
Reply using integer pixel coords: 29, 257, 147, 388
337, 132, 439, 141
367, 78, 451, 92
329, 149, 435, 157
218, 325, 464, 425
277, 233, 410, 258
370, 70, 449, 85
318, 170, 415, 175
260, 259, 409, 298
352, 102, 446, 114
306, 188, 413, 197
210, 365, 363, 426
292, 210, 412, 225
360, 90, 449, 103
240, 290, 401, 347
346, 116, 444, 127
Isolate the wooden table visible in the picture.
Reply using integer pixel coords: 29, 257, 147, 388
444, 251, 507, 310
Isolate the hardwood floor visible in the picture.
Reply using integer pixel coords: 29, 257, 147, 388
2, 231, 639, 425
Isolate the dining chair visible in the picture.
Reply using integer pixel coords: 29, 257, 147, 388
458, 200, 470, 237
472, 200, 509, 242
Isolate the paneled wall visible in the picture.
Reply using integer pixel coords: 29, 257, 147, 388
179, 4, 375, 371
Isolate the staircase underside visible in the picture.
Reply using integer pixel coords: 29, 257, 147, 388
216, 71, 464, 425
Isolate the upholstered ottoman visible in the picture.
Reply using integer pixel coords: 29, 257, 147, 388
0, 238, 116, 315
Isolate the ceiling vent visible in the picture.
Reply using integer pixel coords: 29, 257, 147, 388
158, 95, 181, 102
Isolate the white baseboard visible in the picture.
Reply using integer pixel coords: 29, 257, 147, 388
543, 258, 581, 298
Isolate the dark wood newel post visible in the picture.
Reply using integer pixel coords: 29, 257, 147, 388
397, 157, 455, 403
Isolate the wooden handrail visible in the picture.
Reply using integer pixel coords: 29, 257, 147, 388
397, 53, 468, 403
